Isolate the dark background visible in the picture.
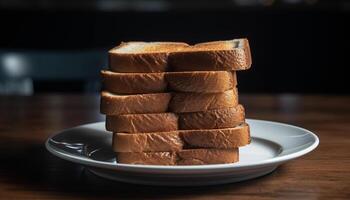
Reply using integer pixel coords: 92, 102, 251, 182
0, 0, 349, 94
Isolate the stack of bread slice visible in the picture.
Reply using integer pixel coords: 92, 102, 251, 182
100, 39, 252, 165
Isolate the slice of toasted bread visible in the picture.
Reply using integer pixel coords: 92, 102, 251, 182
106, 113, 178, 133
165, 71, 236, 93
113, 123, 250, 152
169, 89, 238, 113
169, 38, 251, 71
117, 151, 176, 165
177, 149, 239, 165
106, 105, 244, 133
101, 70, 167, 94
116, 148, 238, 165
113, 131, 183, 152
180, 123, 250, 149
109, 42, 189, 73
178, 105, 245, 130
101, 70, 236, 94
100, 91, 171, 115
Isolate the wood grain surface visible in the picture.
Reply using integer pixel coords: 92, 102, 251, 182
0, 94, 349, 199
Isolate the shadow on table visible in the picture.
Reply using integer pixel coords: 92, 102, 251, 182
0, 142, 281, 199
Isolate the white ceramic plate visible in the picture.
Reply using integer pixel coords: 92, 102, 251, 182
45, 119, 319, 186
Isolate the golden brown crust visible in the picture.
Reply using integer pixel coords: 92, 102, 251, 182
169, 39, 252, 71
101, 70, 167, 94
180, 124, 250, 149
116, 149, 239, 165
113, 132, 183, 152
108, 39, 251, 72
165, 71, 236, 93
106, 105, 244, 133
106, 113, 178, 133
109, 42, 189, 73
112, 124, 250, 152
178, 105, 245, 130
109, 53, 169, 73
169, 89, 238, 113
117, 151, 176, 165
177, 149, 239, 165
100, 91, 171, 115
101, 70, 237, 94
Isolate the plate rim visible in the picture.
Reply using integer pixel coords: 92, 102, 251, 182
45, 119, 319, 172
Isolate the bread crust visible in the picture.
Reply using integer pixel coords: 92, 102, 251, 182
101, 70, 167, 94
117, 148, 238, 165
108, 39, 251, 72
169, 39, 252, 71
177, 149, 239, 165
114, 131, 183, 152
169, 89, 238, 113
109, 42, 189, 73
117, 151, 176, 165
100, 91, 171, 115
180, 124, 250, 149
106, 105, 245, 134
165, 71, 236, 93
113, 124, 250, 152
106, 113, 178, 133
178, 105, 245, 129
109, 53, 169, 73
101, 70, 237, 94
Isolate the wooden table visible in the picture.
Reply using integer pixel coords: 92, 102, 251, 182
0, 94, 349, 199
